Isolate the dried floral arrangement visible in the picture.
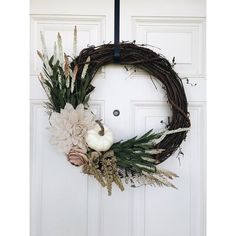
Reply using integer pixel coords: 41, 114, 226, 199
37, 27, 191, 195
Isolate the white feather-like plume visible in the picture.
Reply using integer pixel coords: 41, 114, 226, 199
39, 31, 52, 75
53, 41, 58, 65
40, 31, 48, 59
152, 127, 190, 145
73, 26, 78, 58
81, 56, 90, 79
57, 33, 64, 66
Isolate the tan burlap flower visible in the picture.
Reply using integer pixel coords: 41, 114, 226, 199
49, 103, 96, 153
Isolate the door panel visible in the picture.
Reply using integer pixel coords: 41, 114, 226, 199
30, 1, 206, 236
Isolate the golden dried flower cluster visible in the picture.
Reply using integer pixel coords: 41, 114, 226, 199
83, 151, 124, 195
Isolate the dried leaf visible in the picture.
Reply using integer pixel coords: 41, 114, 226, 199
37, 50, 44, 61
64, 54, 70, 88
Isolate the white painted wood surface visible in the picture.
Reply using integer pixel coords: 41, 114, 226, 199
30, 1, 206, 236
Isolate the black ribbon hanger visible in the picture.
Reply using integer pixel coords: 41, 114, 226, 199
113, 0, 120, 63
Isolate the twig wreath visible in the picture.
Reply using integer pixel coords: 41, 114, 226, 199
37, 27, 191, 195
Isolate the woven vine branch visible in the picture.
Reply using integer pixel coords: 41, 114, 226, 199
72, 43, 191, 164
38, 28, 192, 194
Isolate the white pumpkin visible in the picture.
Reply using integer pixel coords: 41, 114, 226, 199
86, 121, 114, 152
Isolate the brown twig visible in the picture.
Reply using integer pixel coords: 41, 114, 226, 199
96, 120, 105, 136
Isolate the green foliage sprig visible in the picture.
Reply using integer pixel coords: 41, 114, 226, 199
111, 130, 163, 174
37, 30, 94, 113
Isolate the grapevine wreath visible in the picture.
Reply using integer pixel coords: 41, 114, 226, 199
37, 27, 191, 195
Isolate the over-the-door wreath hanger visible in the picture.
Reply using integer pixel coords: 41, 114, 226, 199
37, 26, 190, 195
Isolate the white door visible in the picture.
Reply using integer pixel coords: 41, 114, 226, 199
30, 1, 206, 236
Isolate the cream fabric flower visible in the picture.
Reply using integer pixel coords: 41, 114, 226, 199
49, 103, 96, 154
